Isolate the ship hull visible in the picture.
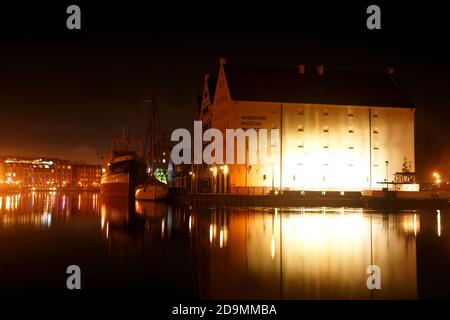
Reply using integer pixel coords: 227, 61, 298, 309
100, 153, 147, 199
100, 173, 132, 197
100, 182, 131, 197
135, 184, 168, 201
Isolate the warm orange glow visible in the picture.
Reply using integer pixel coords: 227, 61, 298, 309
219, 229, 224, 248
209, 224, 213, 244
204, 208, 418, 299
437, 210, 441, 237
271, 235, 275, 259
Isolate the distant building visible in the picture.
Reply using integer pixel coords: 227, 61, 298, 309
196, 59, 415, 193
72, 164, 102, 188
0, 157, 72, 189
194, 74, 218, 192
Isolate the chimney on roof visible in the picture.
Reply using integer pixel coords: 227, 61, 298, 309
317, 65, 324, 75
385, 67, 394, 75
219, 58, 226, 65
298, 64, 305, 74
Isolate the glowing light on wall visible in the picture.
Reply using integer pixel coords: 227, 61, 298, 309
209, 224, 213, 245
219, 229, 224, 248
413, 214, 417, 236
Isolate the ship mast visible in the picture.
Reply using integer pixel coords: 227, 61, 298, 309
144, 64, 157, 176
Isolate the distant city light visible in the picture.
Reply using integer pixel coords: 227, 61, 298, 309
433, 172, 442, 185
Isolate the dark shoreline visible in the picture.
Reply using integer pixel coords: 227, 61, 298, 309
170, 192, 449, 210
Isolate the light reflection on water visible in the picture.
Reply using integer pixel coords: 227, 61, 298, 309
0, 192, 448, 299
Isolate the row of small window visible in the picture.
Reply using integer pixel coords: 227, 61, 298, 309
297, 109, 380, 118
297, 145, 381, 150
297, 125, 379, 134
292, 163, 384, 168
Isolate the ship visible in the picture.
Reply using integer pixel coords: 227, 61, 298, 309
135, 176, 168, 201
100, 124, 147, 198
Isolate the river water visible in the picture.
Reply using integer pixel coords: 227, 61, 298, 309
0, 192, 448, 299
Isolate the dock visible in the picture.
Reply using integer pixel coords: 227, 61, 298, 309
170, 190, 449, 209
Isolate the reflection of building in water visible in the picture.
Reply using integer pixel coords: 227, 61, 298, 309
416, 209, 450, 298
0, 192, 105, 229
0, 194, 53, 228
194, 207, 418, 299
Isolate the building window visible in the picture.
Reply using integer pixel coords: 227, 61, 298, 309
293, 175, 296, 181
298, 108, 304, 116
323, 109, 329, 116
348, 146, 354, 150
348, 126, 354, 133
373, 146, 379, 150
373, 111, 379, 118
348, 109, 354, 117
373, 127, 379, 134
263, 174, 267, 181
323, 126, 329, 133
297, 124, 304, 132
298, 143, 304, 148
323, 145, 329, 149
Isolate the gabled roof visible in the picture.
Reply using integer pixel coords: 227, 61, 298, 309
223, 64, 413, 108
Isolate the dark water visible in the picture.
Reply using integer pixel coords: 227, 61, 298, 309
0, 192, 449, 299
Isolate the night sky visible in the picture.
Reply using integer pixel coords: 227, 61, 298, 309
0, 2, 449, 177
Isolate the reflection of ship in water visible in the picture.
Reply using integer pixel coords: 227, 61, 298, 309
100, 198, 145, 234
99, 197, 169, 244
100, 123, 147, 199
98, 197, 196, 297
135, 200, 167, 218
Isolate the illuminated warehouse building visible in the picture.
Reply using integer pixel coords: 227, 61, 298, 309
198, 59, 415, 193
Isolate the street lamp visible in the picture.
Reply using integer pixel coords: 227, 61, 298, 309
433, 172, 442, 187
189, 171, 194, 194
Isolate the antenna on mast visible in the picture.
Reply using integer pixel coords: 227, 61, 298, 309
144, 62, 158, 176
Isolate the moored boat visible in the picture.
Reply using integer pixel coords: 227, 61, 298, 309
100, 154, 147, 198
100, 124, 147, 199
135, 176, 168, 201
